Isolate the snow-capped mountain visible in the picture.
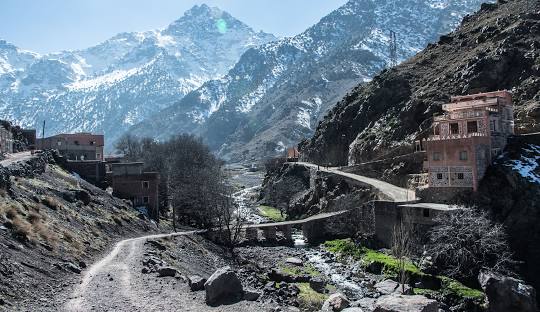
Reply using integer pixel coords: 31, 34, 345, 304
130, 0, 490, 161
0, 4, 276, 147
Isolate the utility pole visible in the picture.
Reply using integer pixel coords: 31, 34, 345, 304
388, 30, 398, 68
41, 120, 46, 150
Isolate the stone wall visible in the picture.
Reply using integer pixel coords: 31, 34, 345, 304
0, 150, 56, 191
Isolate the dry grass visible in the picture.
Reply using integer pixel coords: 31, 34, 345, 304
42, 196, 60, 210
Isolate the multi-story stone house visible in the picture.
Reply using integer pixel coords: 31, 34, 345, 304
424, 90, 514, 191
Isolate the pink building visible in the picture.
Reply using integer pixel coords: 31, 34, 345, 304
424, 90, 514, 191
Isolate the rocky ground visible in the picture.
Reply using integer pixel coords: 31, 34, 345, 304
0, 153, 160, 311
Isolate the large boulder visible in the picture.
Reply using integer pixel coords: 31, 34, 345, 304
478, 271, 537, 312
157, 267, 177, 277
188, 275, 206, 291
374, 294, 438, 312
204, 266, 244, 306
321, 293, 350, 312
375, 280, 412, 295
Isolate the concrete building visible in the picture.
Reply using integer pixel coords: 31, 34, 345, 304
423, 90, 514, 191
110, 162, 160, 221
0, 125, 13, 154
37, 133, 104, 161
287, 147, 300, 162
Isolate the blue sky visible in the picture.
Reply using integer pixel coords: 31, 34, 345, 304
0, 0, 348, 54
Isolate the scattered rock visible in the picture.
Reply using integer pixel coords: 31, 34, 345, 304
65, 262, 81, 274
204, 266, 244, 306
78, 261, 87, 269
285, 257, 303, 266
350, 298, 377, 311
188, 275, 206, 291
0, 225, 7, 231
375, 280, 412, 295
157, 267, 177, 277
74, 189, 91, 205
141, 267, 149, 274
478, 270, 537, 312
243, 288, 261, 301
147, 240, 167, 251
309, 277, 326, 293
321, 293, 351, 312
109, 277, 114, 281
374, 294, 438, 312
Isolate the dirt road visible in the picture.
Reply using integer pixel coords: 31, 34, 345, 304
63, 231, 265, 312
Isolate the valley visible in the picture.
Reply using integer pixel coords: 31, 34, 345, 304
0, 0, 540, 311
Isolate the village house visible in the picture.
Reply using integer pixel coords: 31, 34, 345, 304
37, 133, 104, 161
423, 90, 514, 191
110, 162, 160, 221
287, 147, 300, 162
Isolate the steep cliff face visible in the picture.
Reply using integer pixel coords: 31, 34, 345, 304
301, 0, 540, 165
472, 135, 540, 300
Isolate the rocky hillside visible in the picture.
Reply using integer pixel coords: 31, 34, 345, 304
301, 0, 540, 165
472, 134, 540, 302
130, 0, 488, 161
0, 5, 275, 150
0, 152, 157, 310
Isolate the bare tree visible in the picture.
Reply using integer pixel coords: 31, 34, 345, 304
392, 217, 414, 293
213, 172, 248, 253
426, 208, 515, 281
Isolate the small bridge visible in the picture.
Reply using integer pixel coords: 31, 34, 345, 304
241, 210, 348, 244
224, 161, 420, 245
224, 162, 451, 246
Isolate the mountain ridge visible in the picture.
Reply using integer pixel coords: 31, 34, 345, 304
0, 4, 276, 148
130, 0, 490, 161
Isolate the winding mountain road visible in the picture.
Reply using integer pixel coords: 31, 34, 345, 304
295, 162, 416, 202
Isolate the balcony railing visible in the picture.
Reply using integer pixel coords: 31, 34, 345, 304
427, 132, 488, 141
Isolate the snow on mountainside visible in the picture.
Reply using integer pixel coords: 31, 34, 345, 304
0, 4, 276, 148
130, 0, 490, 161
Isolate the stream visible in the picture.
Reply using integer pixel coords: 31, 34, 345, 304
231, 165, 374, 301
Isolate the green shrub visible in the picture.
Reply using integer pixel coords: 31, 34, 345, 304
259, 205, 286, 222
296, 283, 328, 311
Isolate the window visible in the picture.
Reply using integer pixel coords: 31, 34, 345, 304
457, 173, 464, 180
90, 141, 95, 145
74, 140, 80, 145
434, 124, 440, 135
467, 121, 478, 133
450, 123, 459, 134
490, 120, 497, 132
143, 196, 149, 204
437, 173, 443, 180
423, 209, 430, 218
96, 153, 101, 160
433, 152, 442, 161
142, 181, 149, 189
459, 151, 468, 161
57, 141, 62, 146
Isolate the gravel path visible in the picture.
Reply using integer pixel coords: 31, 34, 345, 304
62, 231, 269, 312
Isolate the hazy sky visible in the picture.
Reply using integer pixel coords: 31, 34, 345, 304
0, 0, 349, 54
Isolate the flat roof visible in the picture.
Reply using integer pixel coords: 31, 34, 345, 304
398, 203, 463, 211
